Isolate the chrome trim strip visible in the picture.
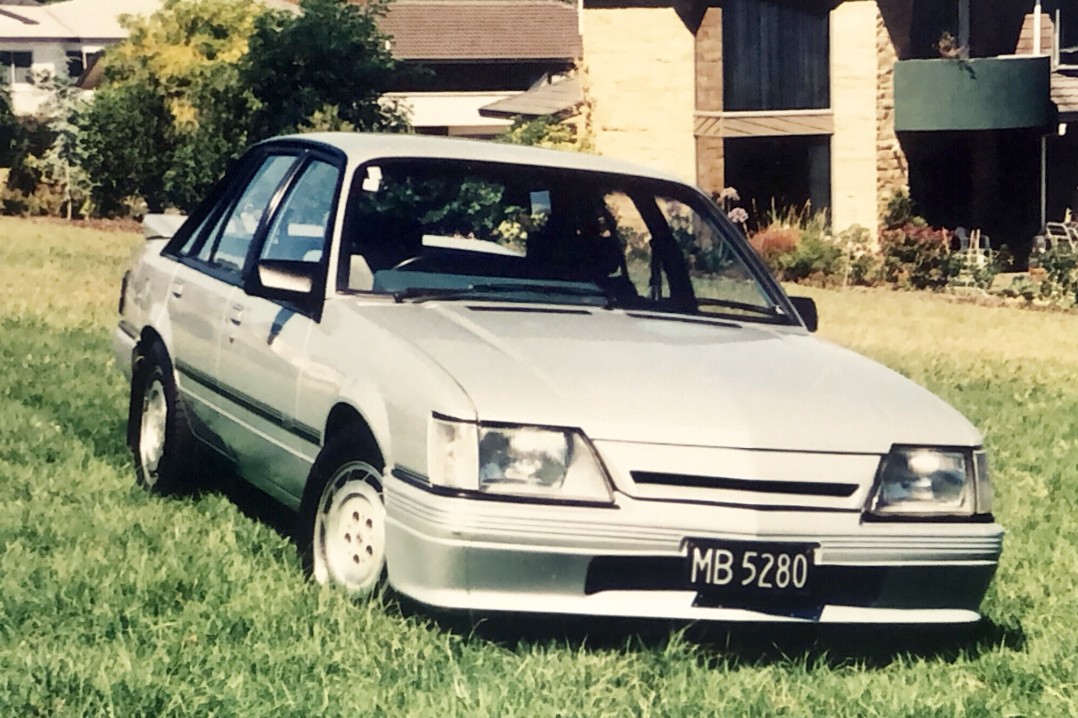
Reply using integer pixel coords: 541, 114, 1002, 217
175, 359, 321, 445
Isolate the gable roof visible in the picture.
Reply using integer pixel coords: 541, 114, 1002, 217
379, 0, 581, 61
0, 0, 160, 42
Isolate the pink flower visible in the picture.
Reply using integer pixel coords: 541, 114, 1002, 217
728, 207, 748, 224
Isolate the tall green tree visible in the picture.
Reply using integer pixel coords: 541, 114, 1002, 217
78, 0, 265, 213
78, 0, 409, 215
243, 0, 408, 138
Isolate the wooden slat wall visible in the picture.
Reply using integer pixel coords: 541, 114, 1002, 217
693, 110, 834, 138
1015, 12, 1055, 55
722, 0, 830, 112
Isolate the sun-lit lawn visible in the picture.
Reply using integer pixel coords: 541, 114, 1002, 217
2, 215, 1077, 716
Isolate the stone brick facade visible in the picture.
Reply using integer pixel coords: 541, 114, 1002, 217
580, 5, 697, 182
875, 0, 911, 219
580, 1, 924, 235
695, 8, 724, 194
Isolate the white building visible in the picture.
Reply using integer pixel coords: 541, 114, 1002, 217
0, 0, 161, 115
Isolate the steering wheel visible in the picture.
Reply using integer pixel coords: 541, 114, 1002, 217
391, 255, 434, 271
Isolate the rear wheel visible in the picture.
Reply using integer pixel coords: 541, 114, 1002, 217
300, 437, 387, 597
129, 342, 195, 494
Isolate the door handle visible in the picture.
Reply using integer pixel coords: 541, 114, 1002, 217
228, 304, 245, 325
170, 280, 184, 299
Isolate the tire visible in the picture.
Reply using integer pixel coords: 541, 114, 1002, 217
299, 436, 387, 597
129, 342, 196, 495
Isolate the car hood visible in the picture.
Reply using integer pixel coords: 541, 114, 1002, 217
358, 302, 982, 453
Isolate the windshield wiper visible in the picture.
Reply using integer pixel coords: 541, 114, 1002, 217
694, 297, 788, 318
392, 282, 614, 306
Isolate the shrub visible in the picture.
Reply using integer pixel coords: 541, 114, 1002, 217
878, 222, 960, 290
748, 214, 848, 286
774, 234, 845, 286
749, 225, 800, 266
0, 183, 64, 216
1037, 245, 1078, 305
882, 188, 915, 229
835, 225, 881, 287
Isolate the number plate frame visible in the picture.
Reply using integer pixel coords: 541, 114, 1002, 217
685, 539, 818, 601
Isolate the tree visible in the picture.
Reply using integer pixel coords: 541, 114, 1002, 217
0, 79, 16, 166
243, 0, 408, 138
498, 115, 583, 151
78, 0, 409, 215
78, 0, 265, 213
22, 71, 93, 218
78, 84, 171, 215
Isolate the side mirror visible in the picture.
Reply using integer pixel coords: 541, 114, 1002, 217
250, 259, 319, 304
789, 296, 818, 333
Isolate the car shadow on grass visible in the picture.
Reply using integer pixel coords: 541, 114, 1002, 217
401, 603, 1026, 668
178, 457, 1026, 669
192, 453, 298, 541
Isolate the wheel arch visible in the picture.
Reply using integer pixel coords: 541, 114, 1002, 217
134, 326, 167, 371
323, 402, 386, 475
128, 328, 168, 449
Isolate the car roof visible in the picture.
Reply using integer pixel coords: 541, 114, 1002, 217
269, 132, 687, 185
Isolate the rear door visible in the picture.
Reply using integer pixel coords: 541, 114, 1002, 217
164, 150, 301, 455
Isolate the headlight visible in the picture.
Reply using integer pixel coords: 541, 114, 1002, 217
427, 416, 613, 503
868, 447, 991, 517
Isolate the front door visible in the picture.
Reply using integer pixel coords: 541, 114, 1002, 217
216, 156, 342, 505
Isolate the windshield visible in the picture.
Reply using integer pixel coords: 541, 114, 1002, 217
339, 159, 791, 324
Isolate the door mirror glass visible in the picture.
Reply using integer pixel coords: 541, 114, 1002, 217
789, 296, 818, 332
256, 260, 316, 296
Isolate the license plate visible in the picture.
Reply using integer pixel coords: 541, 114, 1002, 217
685, 540, 816, 596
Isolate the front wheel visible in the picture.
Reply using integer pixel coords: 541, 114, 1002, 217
129, 342, 196, 495
300, 438, 387, 597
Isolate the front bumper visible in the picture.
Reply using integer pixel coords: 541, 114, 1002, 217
384, 472, 1003, 624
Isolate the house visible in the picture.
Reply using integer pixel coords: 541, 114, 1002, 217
377, 0, 583, 138
0, 0, 162, 115
575, 0, 1077, 260
0, 0, 298, 115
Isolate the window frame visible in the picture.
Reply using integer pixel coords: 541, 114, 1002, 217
165, 148, 304, 287
0, 49, 33, 86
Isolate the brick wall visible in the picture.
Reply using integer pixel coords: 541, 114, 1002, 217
581, 6, 696, 181
876, 0, 910, 220
695, 7, 723, 194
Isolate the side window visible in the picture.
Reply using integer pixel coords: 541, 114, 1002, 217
199, 154, 296, 274
259, 159, 340, 263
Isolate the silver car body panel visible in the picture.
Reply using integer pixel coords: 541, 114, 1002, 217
115, 134, 1004, 623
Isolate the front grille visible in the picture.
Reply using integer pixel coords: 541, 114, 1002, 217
631, 471, 859, 498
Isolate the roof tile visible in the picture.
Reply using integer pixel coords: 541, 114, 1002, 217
379, 0, 581, 61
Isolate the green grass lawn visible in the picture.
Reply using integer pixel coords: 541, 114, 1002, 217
2, 215, 1077, 716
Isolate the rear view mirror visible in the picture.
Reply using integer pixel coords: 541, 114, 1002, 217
789, 296, 818, 333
